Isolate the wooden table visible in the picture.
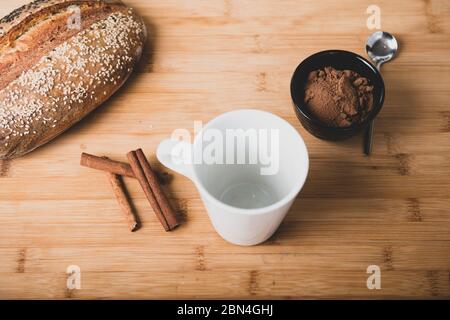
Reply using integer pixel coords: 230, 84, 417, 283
0, 0, 449, 299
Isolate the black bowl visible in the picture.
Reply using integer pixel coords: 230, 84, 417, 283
290, 50, 385, 140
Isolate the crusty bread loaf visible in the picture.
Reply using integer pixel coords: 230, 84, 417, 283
0, 0, 146, 159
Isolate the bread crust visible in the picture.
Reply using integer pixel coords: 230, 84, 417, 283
0, 1, 123, 40
0, 0, 146, 159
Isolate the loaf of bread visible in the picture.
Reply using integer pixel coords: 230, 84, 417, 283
0, 0, 146, 159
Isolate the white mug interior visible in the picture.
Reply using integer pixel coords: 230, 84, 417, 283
172, 109, 309, 211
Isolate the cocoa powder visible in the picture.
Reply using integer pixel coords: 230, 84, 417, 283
304, 66, 374, 127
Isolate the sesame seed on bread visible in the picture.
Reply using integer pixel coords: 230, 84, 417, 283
0, 0, 146, 159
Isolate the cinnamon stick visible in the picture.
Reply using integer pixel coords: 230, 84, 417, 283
107, 172, 138, 232
80, 152, 135, 177
127, 149, 179, 231
135, 149, 179, 229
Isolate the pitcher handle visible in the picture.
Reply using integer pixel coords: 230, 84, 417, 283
156, 138, 194, 181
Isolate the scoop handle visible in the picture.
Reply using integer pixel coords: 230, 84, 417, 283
363, 62, 382, 156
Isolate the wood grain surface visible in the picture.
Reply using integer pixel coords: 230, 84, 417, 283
0, 0, 449, 299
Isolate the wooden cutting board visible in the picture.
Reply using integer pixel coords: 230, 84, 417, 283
0, 0, 449, 299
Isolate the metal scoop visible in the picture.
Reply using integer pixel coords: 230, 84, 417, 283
364, 31, 398, 155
